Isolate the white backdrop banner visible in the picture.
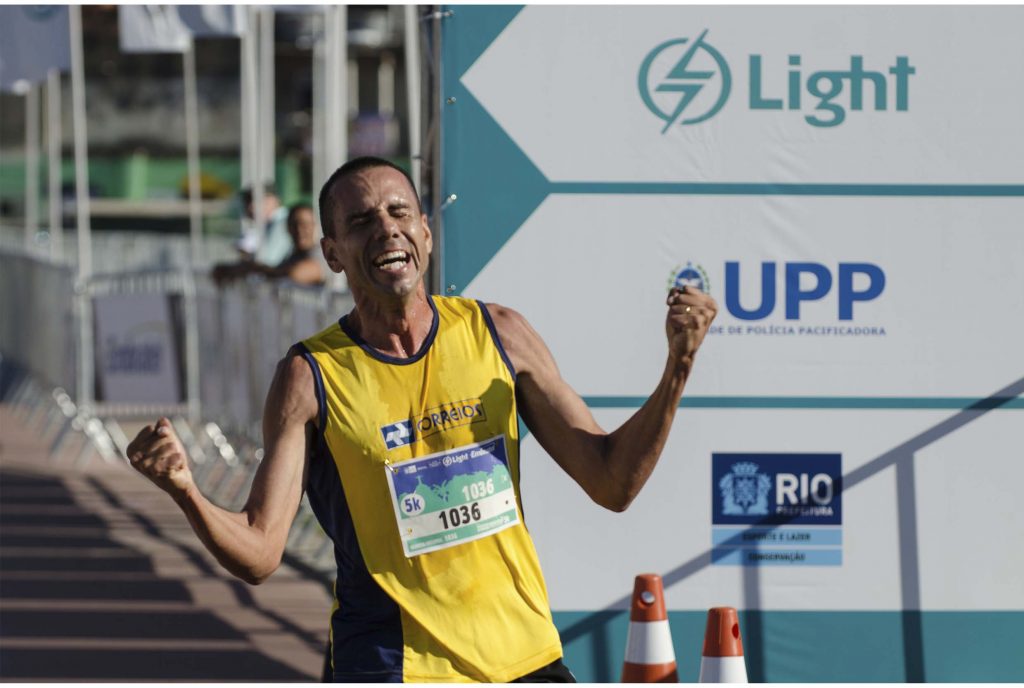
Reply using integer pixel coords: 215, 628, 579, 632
466, 194, 1024, 398
462, 5, 1024, 184
441, 5, 1024, 682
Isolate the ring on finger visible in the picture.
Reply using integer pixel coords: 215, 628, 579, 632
685, 306, 692, 314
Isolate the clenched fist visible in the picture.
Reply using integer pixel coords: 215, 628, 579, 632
125, 418, 195, 499
665, 285, 718, 366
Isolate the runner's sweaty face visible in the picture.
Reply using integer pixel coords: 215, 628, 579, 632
322, 166, 432, 302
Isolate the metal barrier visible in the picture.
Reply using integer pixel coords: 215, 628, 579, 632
196, 274, 353, 445
0, 248, 79, 398
1, 244, 352, 578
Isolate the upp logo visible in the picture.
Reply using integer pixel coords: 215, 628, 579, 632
638, 30, 732, 133
381, 420, 414, 450
671, 259, 886, 324
725, 261, 885, 321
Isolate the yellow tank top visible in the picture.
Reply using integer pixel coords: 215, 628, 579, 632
300, 295, 562, 682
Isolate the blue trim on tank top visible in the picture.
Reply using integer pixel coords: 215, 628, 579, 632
295, 343, 327, 453
293, 344, 405, 679
476, 300, 517, 381
338, 295, 440, 365
315, 441, 404, 681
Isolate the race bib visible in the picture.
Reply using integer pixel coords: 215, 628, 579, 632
385, 436, 521, 557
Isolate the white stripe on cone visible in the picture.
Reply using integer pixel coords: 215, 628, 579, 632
699, 655, 748, 683
624, 619, 676, 664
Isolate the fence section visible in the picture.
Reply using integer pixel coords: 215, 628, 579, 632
1, 245, 353, 579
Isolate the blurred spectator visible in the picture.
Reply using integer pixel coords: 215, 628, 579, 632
237, 182, 291, 266
273, 204, 325, 285
212, 182, 291, 284
212, 203, 324, 287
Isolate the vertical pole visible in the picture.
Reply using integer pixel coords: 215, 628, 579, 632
239, 13, 253, 189
182, 40, 202, 426
378, 52, 395, 116
242, 7, 262, 239
403, 6, 422, 196
311, 16, 325, 201
324, 5, 348, 174
309, 10, 332, 286
183, 272, 202, 426
309, 10, 333, 279
430, 9, 443, 296
25, 83, 40, 251
47, 68, 63, 260
325, 5, 348, 292
347, 57, 358, 121
70, 4, 94, 409
183, 41, 203, 266
259, 7, 275, 185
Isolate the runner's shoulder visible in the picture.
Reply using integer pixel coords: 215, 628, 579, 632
481, 303, 550, 375
266, 348, 319, 422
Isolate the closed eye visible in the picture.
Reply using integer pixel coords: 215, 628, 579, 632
345, 211, 373, 228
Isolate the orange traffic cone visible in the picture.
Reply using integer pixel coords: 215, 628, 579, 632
621, 574, 678, 682
698, 607, 747, 683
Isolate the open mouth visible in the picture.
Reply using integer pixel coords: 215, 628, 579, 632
372, 250, 411, 272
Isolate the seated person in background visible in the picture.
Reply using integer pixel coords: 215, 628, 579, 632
255, 204, 325, 286
212, 183, 292, 284
213, 203, 325, 287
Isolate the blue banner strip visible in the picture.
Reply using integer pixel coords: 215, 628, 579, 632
712, 527, 843, 546
711, 547, 843, 566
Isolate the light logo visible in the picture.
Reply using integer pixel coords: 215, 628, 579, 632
638, 29, 731, 133
640, 33, 915, 129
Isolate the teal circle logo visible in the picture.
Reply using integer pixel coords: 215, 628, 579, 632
638, 30, 732, 133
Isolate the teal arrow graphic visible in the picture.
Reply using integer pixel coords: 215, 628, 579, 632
441, 5, 551, 294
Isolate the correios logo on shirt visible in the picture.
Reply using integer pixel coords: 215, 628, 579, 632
381, 420, 415, 450
381, 398, 488, 450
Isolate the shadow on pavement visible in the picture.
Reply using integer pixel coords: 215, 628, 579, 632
0, 468, 312, 681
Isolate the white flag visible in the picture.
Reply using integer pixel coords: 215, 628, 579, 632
118, 5, 192, 54
0, 6, 71, 93
177, 5, 247, 37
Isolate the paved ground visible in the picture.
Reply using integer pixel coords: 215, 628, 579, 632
0, 403, 332, 681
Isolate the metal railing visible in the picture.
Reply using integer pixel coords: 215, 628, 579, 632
1, 243, 352, 578
0, 248, 79, 397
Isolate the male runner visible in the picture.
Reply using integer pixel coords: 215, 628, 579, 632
126, 156, 717, 682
